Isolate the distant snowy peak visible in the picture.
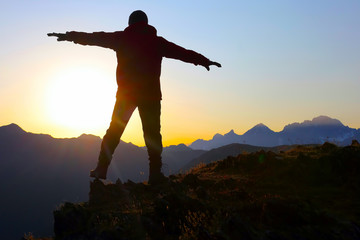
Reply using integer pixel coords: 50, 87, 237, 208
283, 116, 344, 131
311, 116, 343, 126
244, 123, 274, 135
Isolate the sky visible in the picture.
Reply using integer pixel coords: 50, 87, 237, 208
1, 0, 359, 146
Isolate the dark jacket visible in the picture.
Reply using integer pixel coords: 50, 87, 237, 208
66, 22, 209, 101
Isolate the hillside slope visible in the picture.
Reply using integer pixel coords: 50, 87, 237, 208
53, 141, 360, 240
181, 143, 297, 171
0, 124, 203, 239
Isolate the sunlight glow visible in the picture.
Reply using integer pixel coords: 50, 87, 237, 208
45, 66, 116, 133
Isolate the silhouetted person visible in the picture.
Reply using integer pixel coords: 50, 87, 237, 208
48, 10, 221, 184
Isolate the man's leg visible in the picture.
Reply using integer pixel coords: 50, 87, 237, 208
138, 101, 166, 184
90, 98, 137, 179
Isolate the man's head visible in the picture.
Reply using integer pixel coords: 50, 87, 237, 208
128, 10, 148, 25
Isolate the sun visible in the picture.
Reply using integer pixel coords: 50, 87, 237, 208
46, 66, 116, 135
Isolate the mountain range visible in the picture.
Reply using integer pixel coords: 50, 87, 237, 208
0, 115, 359, 239
0, 124, 203, 239
52, 143, 360, 239
189, 116, 360, 150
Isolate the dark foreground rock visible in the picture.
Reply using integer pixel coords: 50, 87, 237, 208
53, 143, 360, 240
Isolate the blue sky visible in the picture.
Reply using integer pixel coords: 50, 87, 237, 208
1, 0, 359, 146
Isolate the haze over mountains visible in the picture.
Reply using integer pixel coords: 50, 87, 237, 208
190, 116, 360, 150
0, 124, 204, 239
0, 115, 359, 239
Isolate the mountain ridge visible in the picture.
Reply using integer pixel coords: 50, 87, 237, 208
189, 116, 359, 150
0, 124, 204, 239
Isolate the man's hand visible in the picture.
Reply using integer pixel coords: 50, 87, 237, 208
204, 60, 222, 71
47, 32, 67, 41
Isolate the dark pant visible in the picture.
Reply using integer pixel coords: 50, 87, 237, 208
98, 97, 163, 172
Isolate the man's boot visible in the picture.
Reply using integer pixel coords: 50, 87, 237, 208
148, 160, 167, 185
90, 156, 110, 180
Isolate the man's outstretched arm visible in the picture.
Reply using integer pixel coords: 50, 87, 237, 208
160, 37, 221, 71
47, 31, 121, 49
